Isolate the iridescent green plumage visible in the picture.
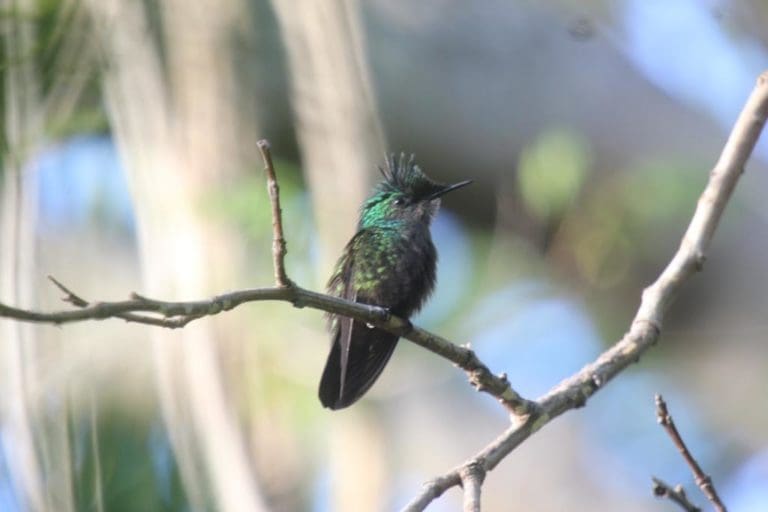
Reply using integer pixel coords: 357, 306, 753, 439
319, 154, 471, 409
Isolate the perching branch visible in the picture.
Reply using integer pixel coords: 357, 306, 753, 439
401, 71, 768, 510
1, 69, 767, 510
654, 394, 727, 512
0, 141, 533, 417
3, 257, 534, 420
652, 477, 701, 512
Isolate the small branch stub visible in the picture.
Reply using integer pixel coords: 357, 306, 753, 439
652, 477, 701, 512
257, 139, 292, 288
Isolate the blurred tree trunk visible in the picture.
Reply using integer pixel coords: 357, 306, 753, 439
85, 0, 268, 510
271, 1, 390, 510
0, 133, 46, 512
0, 0, 46, 509
1, 2, 105, 510
271, 0, 387, 278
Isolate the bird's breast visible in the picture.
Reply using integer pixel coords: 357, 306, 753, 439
360, 228, 437, 316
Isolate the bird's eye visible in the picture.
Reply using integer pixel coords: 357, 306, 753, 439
393, 197, 405, 206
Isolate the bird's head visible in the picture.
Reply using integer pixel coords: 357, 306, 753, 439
359, 153, 472, 229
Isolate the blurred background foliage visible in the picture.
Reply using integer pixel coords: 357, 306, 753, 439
1, 0, 767, 511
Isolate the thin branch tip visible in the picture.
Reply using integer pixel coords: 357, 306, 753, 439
47, 275, 69, 293
655, 394, 727, 512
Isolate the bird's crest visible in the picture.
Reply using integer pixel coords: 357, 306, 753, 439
377, 153, 444, 200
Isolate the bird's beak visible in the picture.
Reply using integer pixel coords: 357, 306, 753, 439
426, 179, 473, 200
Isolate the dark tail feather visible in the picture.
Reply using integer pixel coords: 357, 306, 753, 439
318, 321, 399, 409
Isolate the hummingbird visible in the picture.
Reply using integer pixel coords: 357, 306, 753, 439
319, 153, 472, 409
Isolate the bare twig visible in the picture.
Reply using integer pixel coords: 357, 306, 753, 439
257, 139, 291, 288
47, 275, 198, 327
401, 71, 768, 510
652, 477, 701, 512
655, 395, 727, 512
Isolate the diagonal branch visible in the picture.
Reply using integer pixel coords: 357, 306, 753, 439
655, 394, 727, 512
401, 71, 768, 511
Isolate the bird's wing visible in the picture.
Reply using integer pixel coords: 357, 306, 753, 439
319, 317, 399, 409
337, 287, 356, 400
330, 231, 362, 401
338, 322, 398, 407
319, 229, 400, 409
